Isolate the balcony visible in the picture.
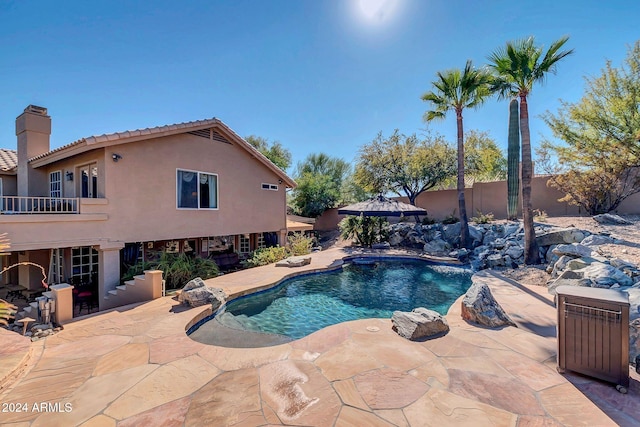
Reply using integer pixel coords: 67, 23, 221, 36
1, 196, 79, 214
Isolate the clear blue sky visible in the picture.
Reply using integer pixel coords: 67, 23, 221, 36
1, 0, 637, 175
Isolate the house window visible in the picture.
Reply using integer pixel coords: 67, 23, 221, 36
257, 233, 266, 249
50, 171, 62, 198
71, 246, 99, 285
261, 183, 278, 191
48, 248, 64, 285
177, 169, 218, 209
79, 164, 98, 198
239, 235, 250, 254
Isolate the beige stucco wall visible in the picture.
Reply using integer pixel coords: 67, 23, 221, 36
102, 132, 287, 242
317, 176, 640, 230
0, 174, 17, 196
2, 131, 287, 249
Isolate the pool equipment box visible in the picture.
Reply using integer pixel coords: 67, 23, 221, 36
556, 285, 629, 392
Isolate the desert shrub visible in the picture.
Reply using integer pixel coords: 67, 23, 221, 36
533, 209, 548, 222
339, 215, 389, 247
471, 210, 495, 224
288, 233, 314, 256
421, 215, 437, 225
442, 210, 460, 225
243, 246, 289, 267
122, 251, 219, 290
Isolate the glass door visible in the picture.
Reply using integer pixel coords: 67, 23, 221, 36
80, 164, 98, 198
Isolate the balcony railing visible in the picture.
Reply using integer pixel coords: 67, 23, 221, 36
1, 196, 79, 214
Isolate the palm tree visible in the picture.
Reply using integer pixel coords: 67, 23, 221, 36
422, 60, 492, 248
489, 36, 573, 264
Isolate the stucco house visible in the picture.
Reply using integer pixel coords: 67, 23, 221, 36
0, 105, 295, 313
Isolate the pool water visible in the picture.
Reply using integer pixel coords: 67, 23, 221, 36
193, 258, 472, 341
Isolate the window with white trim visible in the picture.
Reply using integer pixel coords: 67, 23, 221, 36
261, 183, 278, 191
50, 171, 62, 198
257, 233, 266, 249
239, 235, 250, 254
177, 169, 218, 209
71, 246, 99, 284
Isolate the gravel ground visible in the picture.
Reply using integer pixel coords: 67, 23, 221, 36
497, 214, 640, 287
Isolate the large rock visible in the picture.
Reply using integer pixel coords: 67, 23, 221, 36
442, 223, 462, 245
581, 234, 615, 246
578, 262, 634, 288
391, 308, 449, 340
504, 246, 524, 261
630, 319, 640, 365
275, 256, 312, 267
547, 270, 594, 295
593, 213, 632, 225
388, 233, 403, 246
552, 243, 594, 258
461, 281, 516, 327
178, 278, 226, 309
423, 239, 450, 254
536, 228, 587, 246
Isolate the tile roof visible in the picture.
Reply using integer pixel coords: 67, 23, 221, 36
0, 148, 17, 171
28, 118, 220, 162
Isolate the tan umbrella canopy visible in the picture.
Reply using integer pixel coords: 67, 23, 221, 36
338, 194, 427, 217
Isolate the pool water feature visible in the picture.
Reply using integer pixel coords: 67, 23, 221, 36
189, 258, 472, 344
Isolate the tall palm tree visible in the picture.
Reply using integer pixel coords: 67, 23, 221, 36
422, 60, 492, 248
489, 36, 573, 264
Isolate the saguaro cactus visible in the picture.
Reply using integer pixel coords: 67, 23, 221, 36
507, 98, 520, 220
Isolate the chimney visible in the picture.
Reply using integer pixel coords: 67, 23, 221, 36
16, 105, 51, 196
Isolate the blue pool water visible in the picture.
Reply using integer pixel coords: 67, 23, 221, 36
193, 258, 472, 341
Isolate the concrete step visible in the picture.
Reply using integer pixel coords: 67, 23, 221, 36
43, 291, 54, 299
116, 285, 127, 291
124, 280, 136, 287
108, 290, 118, 296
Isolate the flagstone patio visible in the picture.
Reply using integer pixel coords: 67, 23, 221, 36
0, 248, 638, 426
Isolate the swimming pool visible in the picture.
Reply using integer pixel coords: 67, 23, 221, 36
188, 258, 472, 345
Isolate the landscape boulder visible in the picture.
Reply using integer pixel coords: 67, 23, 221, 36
552, 243, 594, 259
581, 234, 615, 246
423, 239, 450, 254
178, 277, 226, 309
547, 270, 594, 294
578, 262, 634, 288
461, 281, 516, 327
391, 308, 449, 340
275, 256, 312, 267
593, 213, 632, 225
536, 228, 587, 246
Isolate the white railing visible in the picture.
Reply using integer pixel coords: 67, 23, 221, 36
1, 196, 79, 214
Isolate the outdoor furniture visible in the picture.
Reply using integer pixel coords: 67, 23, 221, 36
5, 284, 27, 302
210, 252, 240, 271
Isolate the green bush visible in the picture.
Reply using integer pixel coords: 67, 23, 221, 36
288, 233, 314, 256
339, 215, 389, 247
421, 215, 436, 225
471, 210, 495, 224
243, 246, 289, 268
122, 251, 220, 290
442, 211, 460, 225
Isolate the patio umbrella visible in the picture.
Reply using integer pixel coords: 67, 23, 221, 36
337, 194, 427, 217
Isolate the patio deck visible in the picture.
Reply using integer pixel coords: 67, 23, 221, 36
0, 247, 638, 426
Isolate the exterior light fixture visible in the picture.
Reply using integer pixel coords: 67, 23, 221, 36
66, 171, 74, 181
112, 153, 122, 162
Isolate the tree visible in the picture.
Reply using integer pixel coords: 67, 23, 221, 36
354, 130, 456, 205
489, 36, 573, 264
245, 135, 292, 171
290, 153, 351, 217
464, 130, 507, 183
422, 60, 492, 248
538, 41, 640, 214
